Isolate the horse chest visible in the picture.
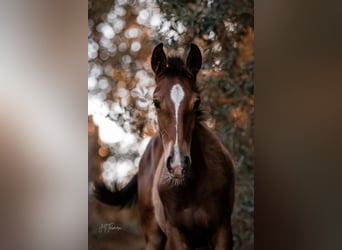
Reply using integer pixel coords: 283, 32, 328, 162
164, 189, 220, 231
176, 206, 211, 230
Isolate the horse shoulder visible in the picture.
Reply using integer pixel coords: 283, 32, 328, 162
137, 133, 167, 233
196, 122, 236, 204
138, 133, 162, 206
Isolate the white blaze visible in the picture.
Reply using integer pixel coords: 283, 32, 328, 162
170, 84, 185, 163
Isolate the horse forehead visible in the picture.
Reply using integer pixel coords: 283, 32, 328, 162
170, 83, 185, 104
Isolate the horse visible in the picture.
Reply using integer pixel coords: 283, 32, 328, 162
94, 43, 235, 250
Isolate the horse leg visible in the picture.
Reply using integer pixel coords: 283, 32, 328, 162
212, 223, 233, 250
145, 225, 165, 250
140, 210, 165, 250
165, 224, 192, 250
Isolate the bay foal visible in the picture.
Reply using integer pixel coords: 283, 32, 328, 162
95, 43, 235, 250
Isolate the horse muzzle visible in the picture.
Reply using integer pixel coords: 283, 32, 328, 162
166, 155, 191, 178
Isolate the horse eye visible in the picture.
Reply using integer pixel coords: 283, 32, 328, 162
153, 99, 161, 109
193, 100, 201, 111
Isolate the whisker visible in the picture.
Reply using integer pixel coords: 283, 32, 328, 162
159, 169, 186, 187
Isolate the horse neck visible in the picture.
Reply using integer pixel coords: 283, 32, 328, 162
189, 121, 207, 172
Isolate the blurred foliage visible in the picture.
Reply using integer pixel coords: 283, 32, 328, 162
88, 0, 254, 249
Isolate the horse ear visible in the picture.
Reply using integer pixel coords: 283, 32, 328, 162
151, 43, 167, 76
186, 43, 202, 76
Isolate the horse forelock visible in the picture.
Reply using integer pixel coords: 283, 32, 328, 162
156, 56, 198, 91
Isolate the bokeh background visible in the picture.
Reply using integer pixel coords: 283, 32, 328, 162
88, 0, 254, 249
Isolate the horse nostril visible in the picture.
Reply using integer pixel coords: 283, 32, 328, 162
183, 156, 191, 173
166, 156, 173, 173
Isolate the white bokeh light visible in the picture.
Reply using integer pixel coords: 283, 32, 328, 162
150, 13, 162, 27
131, 41, 141, 52
137, 9, 150, 24
101, 23, 115, 39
